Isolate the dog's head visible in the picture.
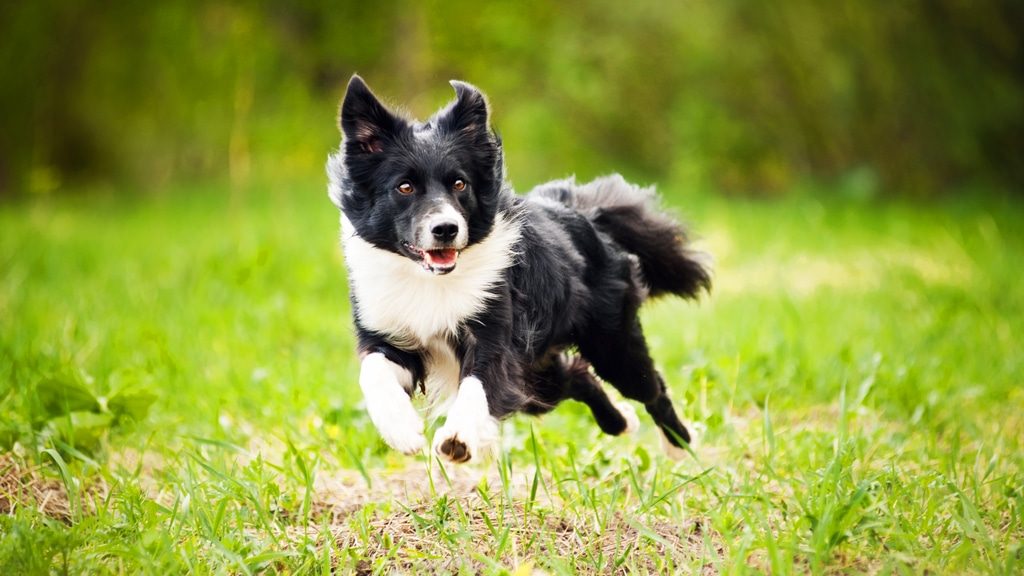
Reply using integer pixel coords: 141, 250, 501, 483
328, 75, 505, 275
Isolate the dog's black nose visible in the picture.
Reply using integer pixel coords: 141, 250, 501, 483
431, 220, 459, 242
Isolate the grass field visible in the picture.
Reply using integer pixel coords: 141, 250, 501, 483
1, 181, 1022, 574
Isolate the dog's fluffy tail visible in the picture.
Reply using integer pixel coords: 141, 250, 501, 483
530, 175, 712, 299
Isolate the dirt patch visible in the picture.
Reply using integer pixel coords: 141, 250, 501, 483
311, 462, 723, 574
312, 460, 539, 511
0, 452, 106, 522
3, 448, 725, 572
333, 502, 718, 575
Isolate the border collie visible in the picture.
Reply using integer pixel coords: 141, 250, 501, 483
327, 76, 710, 463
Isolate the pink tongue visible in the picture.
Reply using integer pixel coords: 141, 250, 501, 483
426, 249, 457, 266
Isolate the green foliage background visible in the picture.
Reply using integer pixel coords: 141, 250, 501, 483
2, 0, 1021, 198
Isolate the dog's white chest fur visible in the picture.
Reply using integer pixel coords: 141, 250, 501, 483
340, 214, 520, 348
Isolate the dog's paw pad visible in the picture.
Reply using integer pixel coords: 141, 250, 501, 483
436, 435, 472, 463
615, 401, 640, 435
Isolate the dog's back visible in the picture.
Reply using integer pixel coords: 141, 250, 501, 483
527, 174, 711, 300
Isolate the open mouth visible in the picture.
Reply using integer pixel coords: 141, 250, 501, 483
403, 242, 460, 275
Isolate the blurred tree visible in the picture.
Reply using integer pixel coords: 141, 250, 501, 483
0, 0, 1020, 197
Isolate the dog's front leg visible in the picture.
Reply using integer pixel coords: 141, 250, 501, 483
432, 313, 518, 464
359, 351, 425, 454
432, 374, 500, 463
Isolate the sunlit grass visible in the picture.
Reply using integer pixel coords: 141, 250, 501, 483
1, 183, 1022, 573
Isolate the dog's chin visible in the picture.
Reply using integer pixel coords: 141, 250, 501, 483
403, 243, 460, 275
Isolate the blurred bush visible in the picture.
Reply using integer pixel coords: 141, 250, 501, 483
1, 0, 1021, 198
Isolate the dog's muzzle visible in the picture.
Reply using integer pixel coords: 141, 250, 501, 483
406, 213, 468, 275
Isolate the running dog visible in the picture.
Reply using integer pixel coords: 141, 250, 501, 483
327, 76, 710, 463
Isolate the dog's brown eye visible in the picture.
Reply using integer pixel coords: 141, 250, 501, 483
397, 182, 414, 195
453, 179, 466, 192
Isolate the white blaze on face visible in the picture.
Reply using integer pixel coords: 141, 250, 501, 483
390, 199, 470, 274
419, 200, 469, 250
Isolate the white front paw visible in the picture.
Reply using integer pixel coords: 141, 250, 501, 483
432, 416, 497, 464
432, 424, 473, 463
360, 352, 425, 455
373, 403, 426, 455
432, 376, 498, 464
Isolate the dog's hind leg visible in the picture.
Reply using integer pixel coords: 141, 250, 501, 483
642, 373, 692, 458
564, 356, 639, 435
578, 317, 692, 453
523, 355, 638, 436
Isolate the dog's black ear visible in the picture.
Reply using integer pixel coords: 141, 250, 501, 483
339, 75, 402, 154
440, 80, 491, 138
